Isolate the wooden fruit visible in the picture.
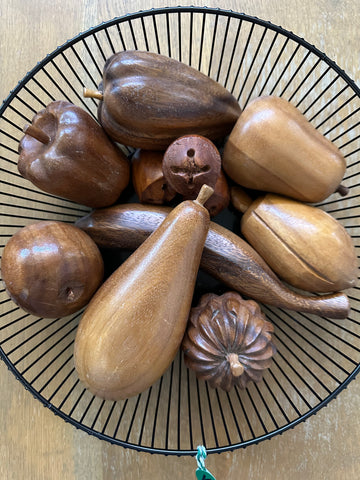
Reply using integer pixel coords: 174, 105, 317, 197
183, 169, 230, 217
182, 292, 276, 391
1, 221, 104, 318
162, 134, 222, 197
131, 149, 176, 204
232, 188, 358, 293
74, 185, 214, 400
75, 203, 350, 319
83, 50, 241, 149
222, 95, 347, 203
18, 100, 130, 208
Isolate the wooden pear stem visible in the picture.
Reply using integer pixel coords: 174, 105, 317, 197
337, 184, 349, 197
83, 87, 104, 101
227, 353, 244, 377
195, 184, 214, 206
23, 124, 50, 144
230, 186, 253, 213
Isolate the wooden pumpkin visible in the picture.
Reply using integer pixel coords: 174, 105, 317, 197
182, 292, 276, 391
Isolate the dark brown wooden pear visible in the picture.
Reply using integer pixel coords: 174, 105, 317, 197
74, 185, 214, 401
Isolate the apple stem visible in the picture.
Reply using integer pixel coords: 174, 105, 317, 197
23, 124, 50, 144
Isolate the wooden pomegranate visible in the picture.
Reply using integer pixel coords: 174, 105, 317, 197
182, 292, 276, 391
74, 185, 214, 400
222, 95, 347, 203
1, 221, 104, 318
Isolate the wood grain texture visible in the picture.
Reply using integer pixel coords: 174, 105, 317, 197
74, 195, 211, 400
75, 203, 351, 318
222, 96, 347, 203
95, 50, 241, 149
1, 0, 359, 479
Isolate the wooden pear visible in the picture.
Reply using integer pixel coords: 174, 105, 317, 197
222, 95, 347, 203
74, 185, 214, 401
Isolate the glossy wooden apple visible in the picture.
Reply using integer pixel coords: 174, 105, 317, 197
18, 100, 130, 208
1, 221, 104, 318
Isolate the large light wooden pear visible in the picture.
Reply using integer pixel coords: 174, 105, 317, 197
74, 185, 213, 400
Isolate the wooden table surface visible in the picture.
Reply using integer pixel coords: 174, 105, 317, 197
1, 1, 359, 479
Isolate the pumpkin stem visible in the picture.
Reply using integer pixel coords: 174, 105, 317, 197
83, 87, 104, 101
227, 353, 244, 377
23, 124, 50, 144
194, 184, 214, 206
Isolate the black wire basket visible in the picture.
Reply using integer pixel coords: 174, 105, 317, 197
0, 6, 359, 455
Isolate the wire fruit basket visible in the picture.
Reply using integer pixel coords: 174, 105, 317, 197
0, 6, 359, 455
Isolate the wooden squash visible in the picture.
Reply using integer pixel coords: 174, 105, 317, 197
232, 188, 358, 293
84, 50, 241, 149
182, 292, 276, 391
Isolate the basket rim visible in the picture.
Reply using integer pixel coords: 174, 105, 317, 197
1, 5, 359, 456
1, 343, 360, 455
1, 5, 360, 116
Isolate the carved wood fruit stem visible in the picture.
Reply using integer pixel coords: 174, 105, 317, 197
83, 87, 104, 101
23, 124, 50, 144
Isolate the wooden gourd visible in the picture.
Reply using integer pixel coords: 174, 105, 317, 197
131, 149, 176, 205
232, 188, 358, 293
182, 292, 276, 391
83, 50, 241, 149
74, 185, 214, 400
222, 95, 347, 203
75, 203, 350, 319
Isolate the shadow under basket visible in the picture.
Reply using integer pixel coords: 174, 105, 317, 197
0, 6, 359, 455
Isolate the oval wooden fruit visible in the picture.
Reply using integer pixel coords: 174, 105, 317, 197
85, 50, 241, 149
1, 221, 104, 318
74, 185, 213, 400
240, 193, 358, 293
222, 95, 347, 203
